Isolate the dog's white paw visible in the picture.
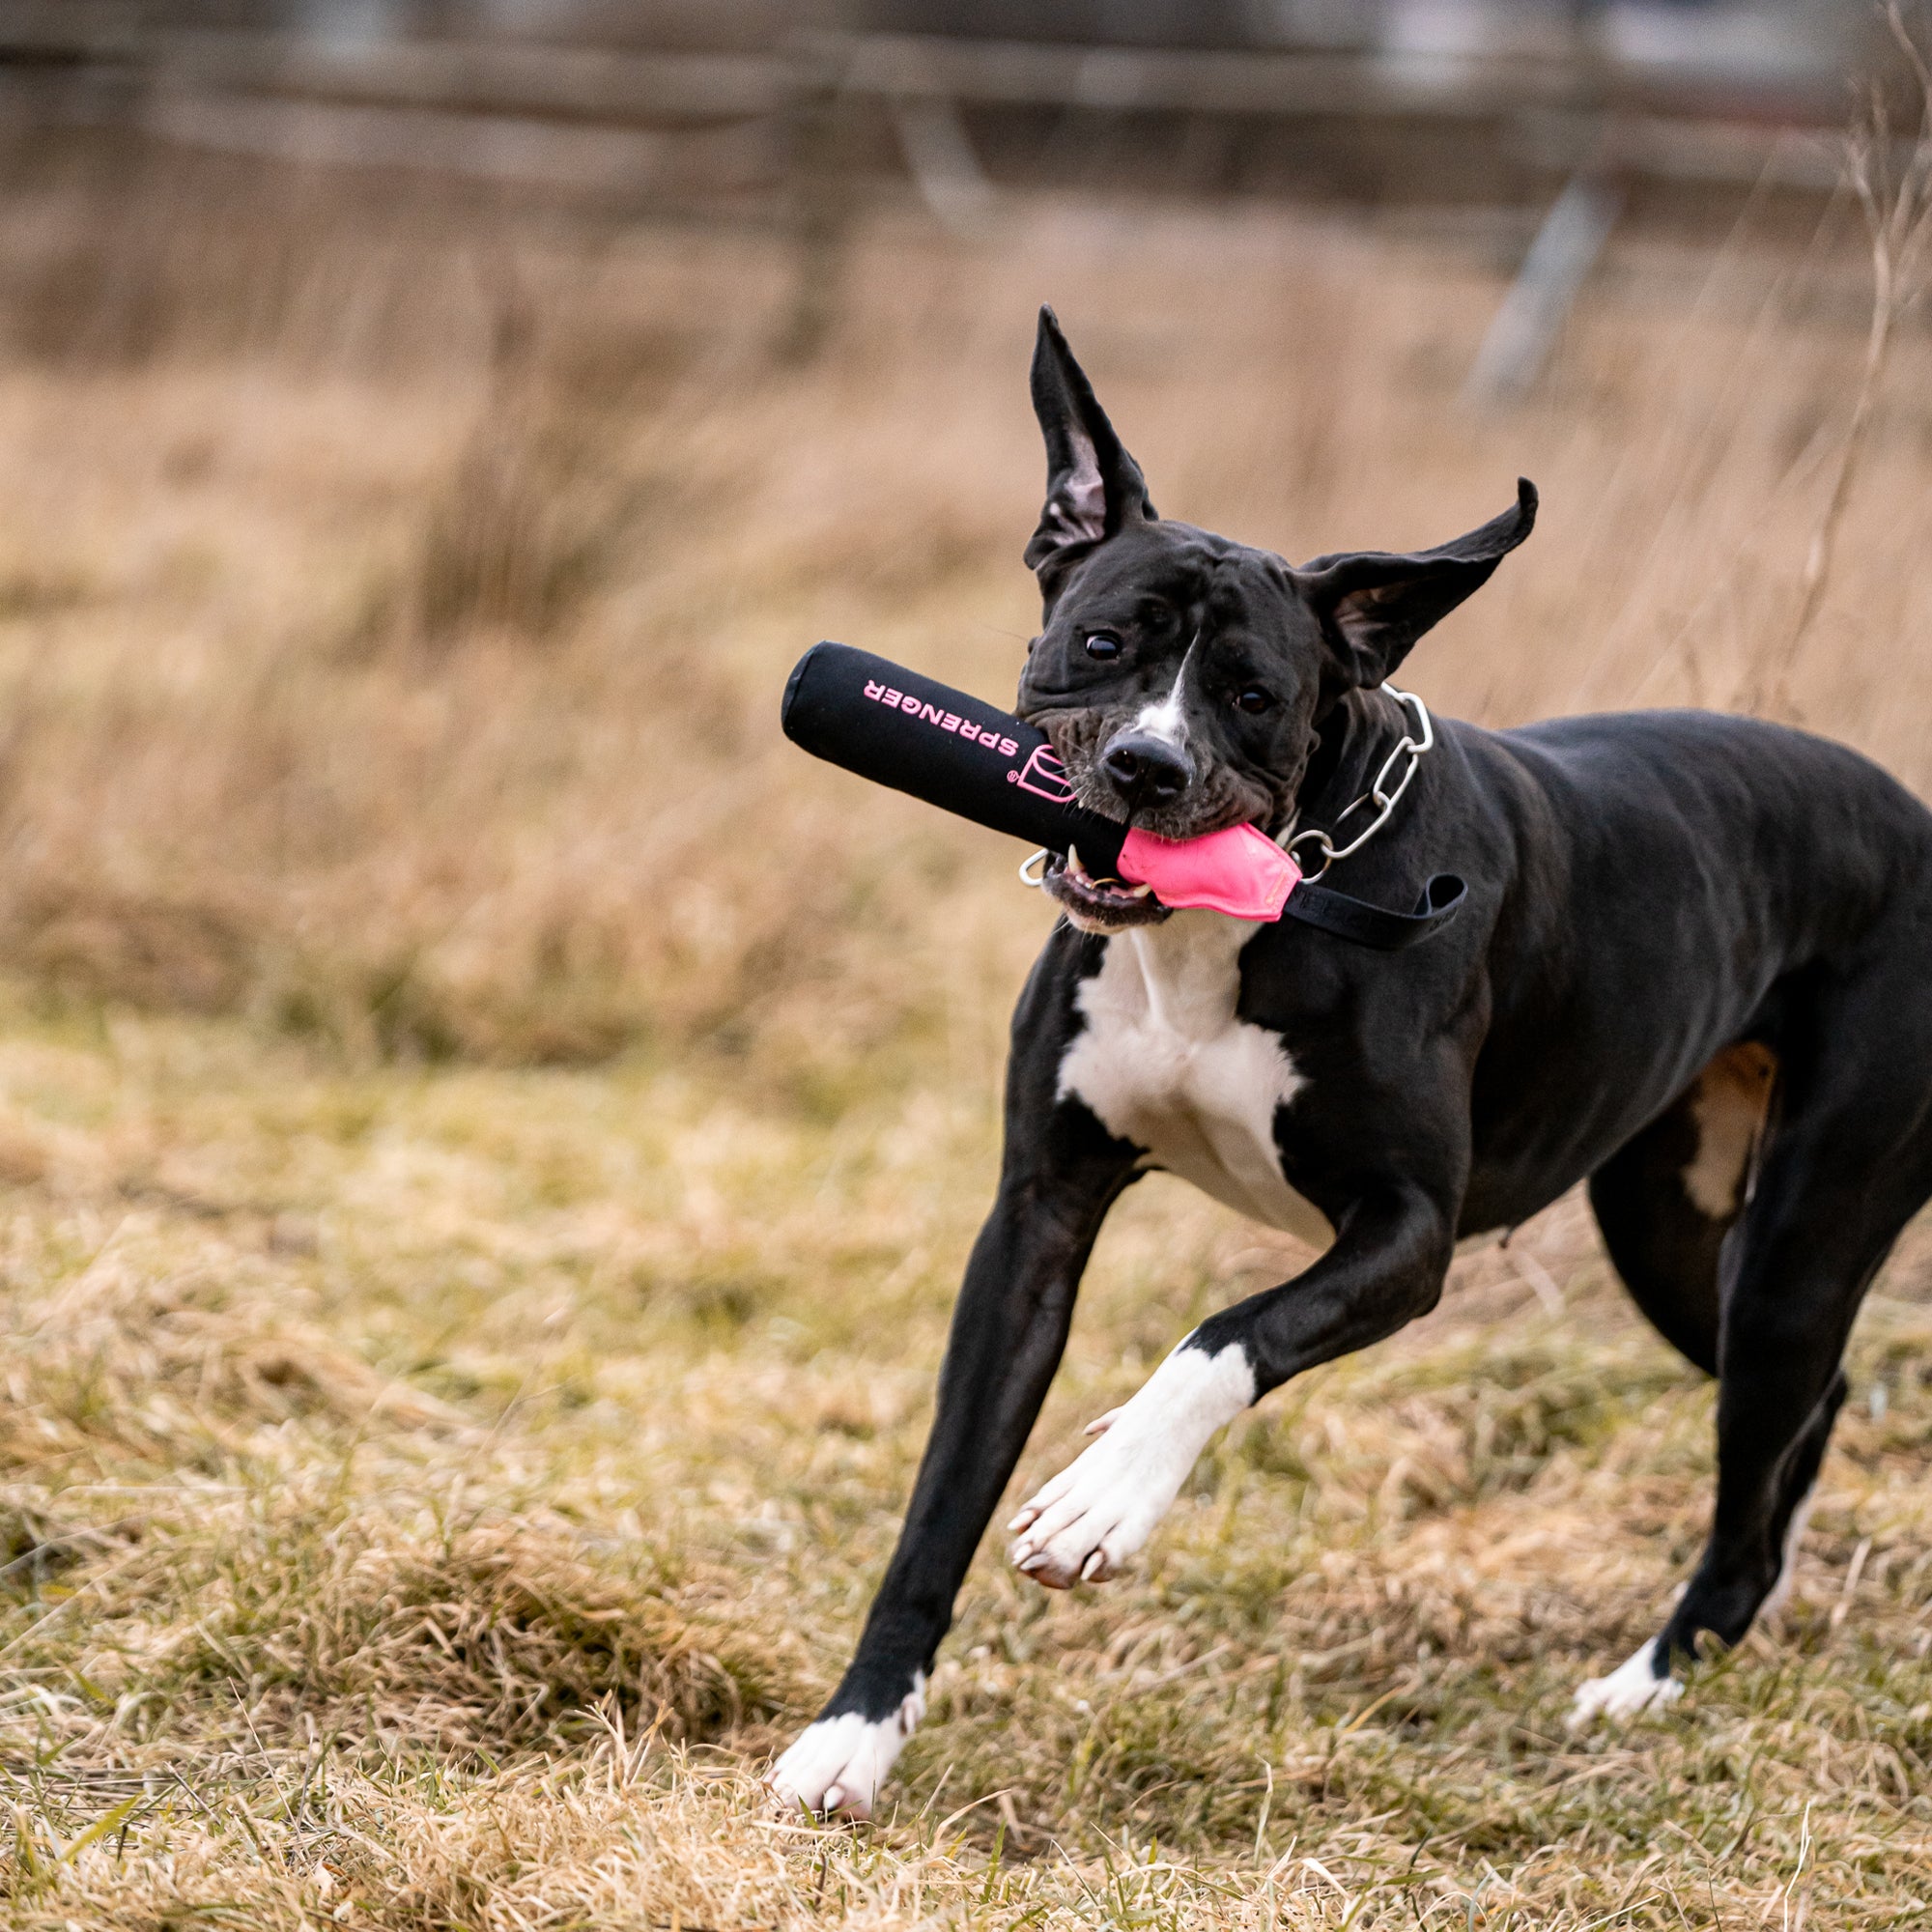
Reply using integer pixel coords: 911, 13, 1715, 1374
765, 1680, 924, 1821
1008, 1340, 1253, 1589
1567, 1639, 1683, 1730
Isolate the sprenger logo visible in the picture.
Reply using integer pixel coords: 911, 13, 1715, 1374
1009, 743, 1077, 803
864, 680, 1020, 758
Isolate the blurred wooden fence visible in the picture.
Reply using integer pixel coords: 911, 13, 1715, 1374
0, 1, 1873, 375
0, 2, 1860, 206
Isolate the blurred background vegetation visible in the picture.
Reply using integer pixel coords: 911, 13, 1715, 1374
0, 0, 1923, 1085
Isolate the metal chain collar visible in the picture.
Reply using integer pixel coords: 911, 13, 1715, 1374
1016, 681, 1435, 891
1284, 683, 1434, 883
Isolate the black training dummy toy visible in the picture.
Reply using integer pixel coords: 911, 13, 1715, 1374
781, 641, 1465, 943
781, 641, 1298, 921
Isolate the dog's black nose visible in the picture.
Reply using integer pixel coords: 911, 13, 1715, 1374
1100, 733, 1192, 810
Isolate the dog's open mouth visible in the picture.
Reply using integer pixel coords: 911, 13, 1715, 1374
1040, 847, 1174, 931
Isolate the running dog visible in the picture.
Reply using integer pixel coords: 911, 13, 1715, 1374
769, 308, 1932, 1819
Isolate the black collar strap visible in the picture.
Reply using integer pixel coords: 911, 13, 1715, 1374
1268, 684, 1463, 950
1282, 872, 1466, 951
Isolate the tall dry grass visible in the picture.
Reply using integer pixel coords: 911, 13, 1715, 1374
0, 135, 1928, 1081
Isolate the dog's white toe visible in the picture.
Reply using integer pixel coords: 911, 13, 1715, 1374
1567, 1638, 1684, 1730
1008, 1436, 1166, 1585
1008, 1340, 1254, 1590
765, 1681, 924, 1821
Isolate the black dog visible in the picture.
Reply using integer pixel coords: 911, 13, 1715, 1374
769, 309, 1932, 1818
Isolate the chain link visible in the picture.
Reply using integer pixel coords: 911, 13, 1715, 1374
1284, 683, 1434, 883
1018, 682, 1435, 893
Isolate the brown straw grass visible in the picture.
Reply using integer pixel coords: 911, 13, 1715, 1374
0, 128, 1925, 1925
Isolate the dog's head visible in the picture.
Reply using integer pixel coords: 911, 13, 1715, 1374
1014, 308, 1535, 931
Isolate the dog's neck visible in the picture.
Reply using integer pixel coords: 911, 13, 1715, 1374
1286, 686, 1413, 842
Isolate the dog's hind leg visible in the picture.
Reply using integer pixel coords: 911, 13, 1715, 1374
1573, 970, 1932, 1727
1586, 1042, 1776, 1378
1570, 1362, 1847, 1727
1576, 1043, 1796, 1721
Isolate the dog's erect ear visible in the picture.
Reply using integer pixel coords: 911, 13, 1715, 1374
1024, 307, 1156, 584
1293, 479, 1538, 687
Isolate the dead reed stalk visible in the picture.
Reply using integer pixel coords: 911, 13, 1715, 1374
1756, 3, 1932, 715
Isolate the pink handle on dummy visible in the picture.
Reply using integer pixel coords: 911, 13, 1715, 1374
1117, 823, 1301, 922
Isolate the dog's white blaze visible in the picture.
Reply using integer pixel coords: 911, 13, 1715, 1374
1008, 1339, 1256, 1585
766, 1674, 926, 1820
1130, 638, 1199, 751
1567, 1638, 1683, 1728
1133, 685, 1189, 751
1058, 911, 1333, 1247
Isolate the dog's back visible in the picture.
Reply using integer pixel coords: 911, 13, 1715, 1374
1495, 708, 1932, 935
1441, 707, 1932, 1231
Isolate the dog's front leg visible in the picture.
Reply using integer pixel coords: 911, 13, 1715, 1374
767, 1094, 1134, 1821
1009, 1183, 1454, 1588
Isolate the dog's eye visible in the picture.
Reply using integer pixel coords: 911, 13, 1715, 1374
1084, 633, 1122, 661
1235, 687, 1274, 715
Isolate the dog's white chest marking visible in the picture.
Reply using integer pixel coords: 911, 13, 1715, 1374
1056, 913, 1333, 1246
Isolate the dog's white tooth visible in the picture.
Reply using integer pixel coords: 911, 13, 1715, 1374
1123, 883, 1153, 898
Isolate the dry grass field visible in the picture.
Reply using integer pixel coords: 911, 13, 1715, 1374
0, 133, 1929, 1926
